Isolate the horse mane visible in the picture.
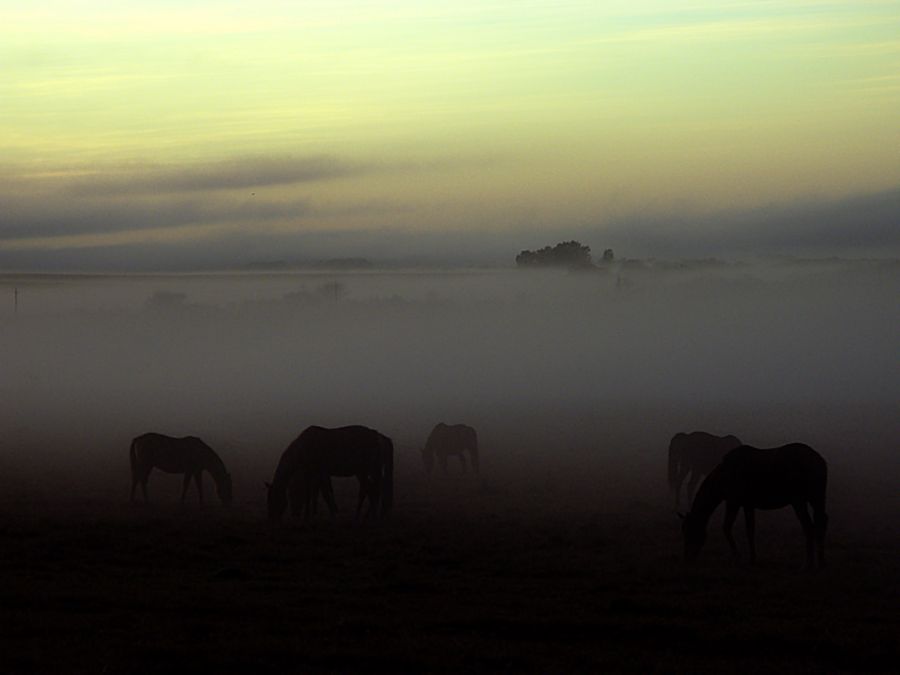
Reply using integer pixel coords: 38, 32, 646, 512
688, 462, 727, 520
667, 433, 685, 490
380, 435, 394, 516
275, 440, 304, 487
193, 439, 226, 476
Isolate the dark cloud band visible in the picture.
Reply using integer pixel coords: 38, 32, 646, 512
63, 155, 361, 196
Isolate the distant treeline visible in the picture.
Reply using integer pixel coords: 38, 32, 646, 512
515, 241, 614, 269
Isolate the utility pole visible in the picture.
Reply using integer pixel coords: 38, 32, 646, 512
14, 287, 17, 315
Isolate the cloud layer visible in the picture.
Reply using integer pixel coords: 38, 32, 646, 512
0, 155, 367, 242
1, 152, 898, 270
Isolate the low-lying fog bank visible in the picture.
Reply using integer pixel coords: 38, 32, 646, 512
0, 259, 897, 517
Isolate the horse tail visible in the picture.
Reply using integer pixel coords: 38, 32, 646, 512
129, 437, 138, 478
816, 451, 828, 511
667, 435, 682, 491
381, 437, 394, 517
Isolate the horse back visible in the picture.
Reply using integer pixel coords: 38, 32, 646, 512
132, 433, 209, 474
426, 423, 476, 456
296, 425, 386, 477
673, 431, 741, 470
722, 443, 826, 508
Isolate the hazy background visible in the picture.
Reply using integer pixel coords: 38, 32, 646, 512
1, 6, 897, 671
1, 261, 897, 519
2, 1, 899, 269
1, 0, 898, 520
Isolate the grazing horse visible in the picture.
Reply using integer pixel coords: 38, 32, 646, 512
287, 473, 335, 519
680, 443, 828, 569
668, 431, 742, 508
266, 425, 393, 523
130, 433, 232, 506
422, 423, 479, 474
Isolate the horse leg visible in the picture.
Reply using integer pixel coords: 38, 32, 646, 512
439, 452, 447, 474
195, 472, 203, 504
133, 466, 151, 502
304, 475, 319, 521
743, 507, 756, 565
792, 502, 816, 570
812, 499, 828, 569
181, 473, 192, 503
321, 477, 337, 516
368, 474, 382, 520
355, 476, 368, 520
722, 502, 740, 560
459, 453, 468, 473
673, 466, 690, 509
289, 486, 300, 518
685, 471, 701, 507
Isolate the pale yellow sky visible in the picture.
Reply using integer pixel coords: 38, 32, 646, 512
1, 1, 899, 261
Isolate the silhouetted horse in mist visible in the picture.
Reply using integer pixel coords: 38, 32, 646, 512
680, 443, 827, 569
130, 433, 232, 506
422, 423, 479, 474
287, 473, 335, 519
266, 425, 393, 522
668, 431, 742, 508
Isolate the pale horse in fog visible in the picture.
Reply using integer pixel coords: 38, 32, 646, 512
129, 433, 233, 506
668, 431, 742, 508
266, 425, 394, 523
680, 443, 828, 570
422, 423, 479, 475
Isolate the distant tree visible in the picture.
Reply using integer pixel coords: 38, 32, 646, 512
602, 248, 615, 264
515, 241, 593, 269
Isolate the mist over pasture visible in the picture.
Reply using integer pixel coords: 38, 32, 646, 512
2, 259, 897, 516
3, 1, 900, 669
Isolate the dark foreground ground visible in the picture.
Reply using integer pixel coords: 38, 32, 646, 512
1, 454, 898, 674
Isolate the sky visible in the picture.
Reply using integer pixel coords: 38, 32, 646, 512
1, 0, 899, 268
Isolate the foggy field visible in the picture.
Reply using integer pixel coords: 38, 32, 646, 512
2, 260, 897, 470
0, 464, 897, 673
0, 260, 898, 672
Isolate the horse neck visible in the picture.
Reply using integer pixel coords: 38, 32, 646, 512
667, 440, 682, 487
271, 442, 303, 494
199, 447, 227, 484
690, 468, 725, 521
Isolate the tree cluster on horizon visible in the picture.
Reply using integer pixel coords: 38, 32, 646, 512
515, 241, 595, 269
515, 241, 617, 269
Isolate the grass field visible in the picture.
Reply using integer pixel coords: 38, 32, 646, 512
1, 448, 896, 674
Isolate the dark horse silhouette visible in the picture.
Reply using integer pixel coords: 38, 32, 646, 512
266, 425, 393, 522
422, 423, 479, 474
681, 443, 828, 569
130, 433, 232, 506
668, 431, 742, 508
287, 473, 336, 519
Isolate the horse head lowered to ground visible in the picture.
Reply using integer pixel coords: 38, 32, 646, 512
680, 443, 828, 570
668, 431, 742, 508
266, 425, 393, 523
422, 423, 479, 475
129, 433, 232, 506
